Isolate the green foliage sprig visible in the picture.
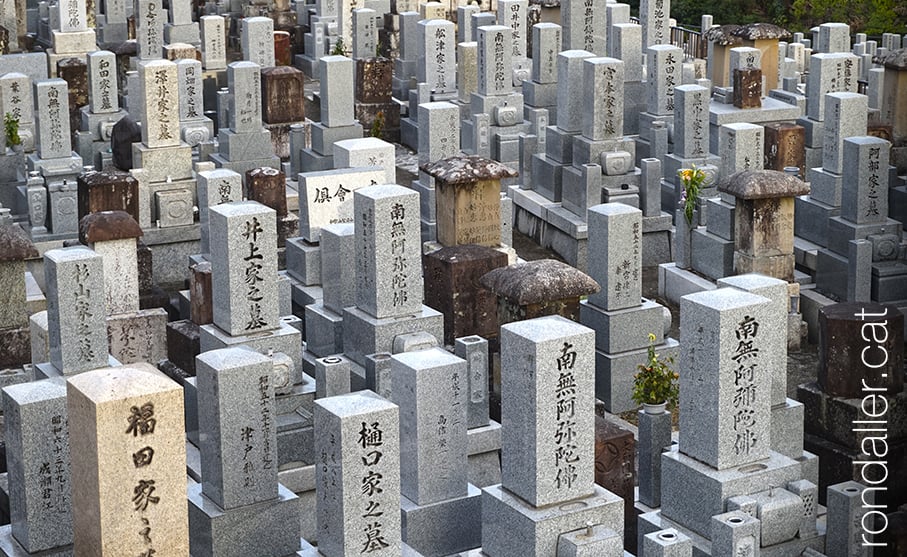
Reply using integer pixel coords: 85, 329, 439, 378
632, 333, 679, 407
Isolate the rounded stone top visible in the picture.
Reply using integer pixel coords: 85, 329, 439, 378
872, 48, 907, 70
77, 169, 138, 187
261, 65, 305, 77
426, 244, 508, 264
820, 302, 903, 323
705, 25, 744, 46
718, 170, 810, 200
0, 223, 39, 262
115, 40, 138, 56
421, 155, 518, 185
479, 259, 600, 304
79, 210, 144, 244
730, 23, 792, 41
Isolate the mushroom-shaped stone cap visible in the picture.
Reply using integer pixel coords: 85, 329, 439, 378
718, 170, 810, 200
705, 25, 744, 46
421, 155, 518, 185
115, 39, 138, 56
79, 210, 144, 244
77, 169, 139, 188
731, 23, 792, 41
0, 224, 39, 262
479, 259, 600, 304
428, 244, 509, 264
873, 48, 907, 70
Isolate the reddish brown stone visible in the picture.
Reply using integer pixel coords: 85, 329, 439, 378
189, 261, 213, 325
868, 124, 894, 142
79, 210, 143, 244
166, 319, 200, 374
764, 122, 805, 178
818, 303, 904, 398
0, 224, 39, 262
246, 167, 288, 216
356, 58, 393, 103
273, 31, 292, 65
261, 66, 305, 124
354, 102, 401, 143
277, 213, 299, 249
57, 57, 89, 145
0, 327, 30, 368
594, 415, 637, 553
137, 240, 153, 295
77, 169, 140, 222
423, 245, 508, 345
733, 67, 762, 109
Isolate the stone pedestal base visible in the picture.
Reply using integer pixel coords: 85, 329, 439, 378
794, 195, 839, 248
660, 446, 803, 538
691, 229, 735, 281
341, 305, 443, 366
401, 484, 482, 555
188, 482, 301, 557
771, 398, 805, 459
642, 213, 673, 266
579, 298, 668, 354
467, 421, 502, 488
199, 319, 303, 381
304, 302, 343, 357
638, 510, 825, 557
298, 149, 334, 173
511, 187, 588, 272
164, 22, 200, 45
0, 524, 72, 557
209, 153, 282, 180
480, 484, 624, 557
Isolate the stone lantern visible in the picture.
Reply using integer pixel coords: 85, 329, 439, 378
719, 170, 809, 281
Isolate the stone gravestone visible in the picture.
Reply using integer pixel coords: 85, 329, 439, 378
393, 348, 482, 554
188, 347, 301, 556
580, 203, 678, 413
482, 315, 625, 556
37, 246, 109, 378
196, 168, 243, 253
176, 59, 215, 147
29, 78, 84, 238
67, 364, 188, 555
342, 185, 443, 365
639, 287, 822, 555
312, 390, 402, 556
0, 224, 39, 371
79, 211, 168, 366
299, 56, 364, 172
75, 51, 129, 169
0, 379, 73, 554
200, 15, 227, 71
242, 17, 276, 69
210, 61, 281, 180
199, 201, 303, 381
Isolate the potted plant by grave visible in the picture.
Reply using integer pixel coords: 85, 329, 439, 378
678, 165, 706, 225
632, 333, 679, 414
4, 112, 22, 153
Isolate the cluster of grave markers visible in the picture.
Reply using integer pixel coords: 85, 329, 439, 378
0, 0, 906, 554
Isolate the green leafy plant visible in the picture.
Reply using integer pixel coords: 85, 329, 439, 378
632, 333, 679, 407
678, 165, 706, 226
331, 38, 346, 56
4, 112, 21, 147
370, 111, 385, 139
